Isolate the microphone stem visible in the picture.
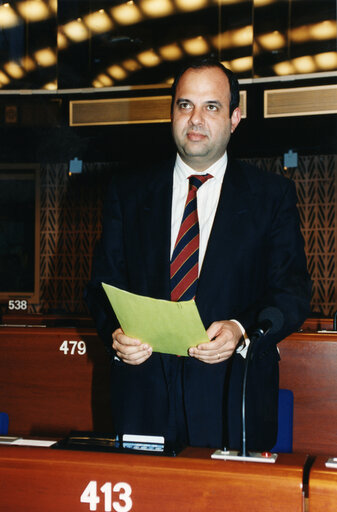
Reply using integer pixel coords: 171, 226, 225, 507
241, 333, 259, 457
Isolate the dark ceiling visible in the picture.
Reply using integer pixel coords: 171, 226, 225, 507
0, 0, 335, 91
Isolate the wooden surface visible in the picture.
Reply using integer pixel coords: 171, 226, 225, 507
0, 445, 307, 512
1, 320, 337, 455
279, 332, 337, 455
308, 456, 337, 512
0, 326, 113, 436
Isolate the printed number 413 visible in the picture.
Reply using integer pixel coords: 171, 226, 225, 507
80, 481, 132, 512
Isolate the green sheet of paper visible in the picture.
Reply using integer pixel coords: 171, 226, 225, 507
102, 282, 209, 357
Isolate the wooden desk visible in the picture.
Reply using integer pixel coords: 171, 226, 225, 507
279, 332, 337, 455
309, 456, 337, 512
0, 446, 307, 512
0, 326, 113, 436
1, 322, 337, 455
300, 318, 333, 331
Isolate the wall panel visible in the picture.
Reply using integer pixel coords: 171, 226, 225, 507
29, 155, 337, 317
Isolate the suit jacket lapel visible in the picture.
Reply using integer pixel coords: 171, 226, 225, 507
140, 159, 174, 300
196, 159, 253, 305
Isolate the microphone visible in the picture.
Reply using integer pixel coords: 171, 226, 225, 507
250, 307, 284, 339
212, 306, 284, 463
241, 307, 284, 458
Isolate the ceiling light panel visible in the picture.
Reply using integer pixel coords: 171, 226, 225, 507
0, 3, 20, 28
110, 2, 143, 25
83, 10, 114, 33
17, 0, 51, 22
140, 0, 174, 18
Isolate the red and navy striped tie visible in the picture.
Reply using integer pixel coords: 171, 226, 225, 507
170, 174, 213, 301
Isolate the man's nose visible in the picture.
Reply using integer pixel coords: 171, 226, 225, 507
189, 106, 204, 126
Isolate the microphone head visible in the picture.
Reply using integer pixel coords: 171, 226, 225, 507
258, 307, 284, 334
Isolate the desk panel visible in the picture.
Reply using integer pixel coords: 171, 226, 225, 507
1, 323, 337, 455
279, 332, 337, 455
0, 326, 113, 436
309, 456, 337, 512
0, 446, 306, 512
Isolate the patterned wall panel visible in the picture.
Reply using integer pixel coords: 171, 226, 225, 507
36, 155, 337, 317
38, 162, 111, 314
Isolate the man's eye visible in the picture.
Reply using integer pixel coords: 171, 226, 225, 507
207, 104, 218, 111
179, 102, 192, 110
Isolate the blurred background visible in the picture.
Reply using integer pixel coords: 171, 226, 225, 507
0, 0, 336, 318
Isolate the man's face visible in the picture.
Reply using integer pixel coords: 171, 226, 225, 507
171, 66, 241, 171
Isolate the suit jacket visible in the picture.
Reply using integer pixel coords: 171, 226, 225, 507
85, 157, 311, 450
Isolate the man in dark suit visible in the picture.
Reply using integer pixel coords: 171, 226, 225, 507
85, 58, 311, 451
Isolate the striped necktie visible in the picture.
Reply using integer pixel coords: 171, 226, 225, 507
170, 174, 213, 301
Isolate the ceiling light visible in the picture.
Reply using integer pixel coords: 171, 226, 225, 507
0, 71, 10, 85
228, 56, 252, 72
137, 49, 162, 67
175, 0, 208, 12
182, 36, 209, 55
257, 31, 286, 51
107, 65, 128, 80
253, 0, 275, 6
122, 59, 142, 72
17, 0, 50, 22
212, 26, 253, 50
43, 80, 57, 91
309, 20, 337, 41
92, 79, 104, 88
291, 21, 337, 43
110, 2, 143, 25
140, 0, 174, 18
48, 0, 57, 14
21, 56, 36, 72
292, 56, 316, 74
62, 19, 89, 43
159, 43, 183, 61
34, 48, 57, 67
273, 61, 296, 76
4, 62, 25, 79
57, 30, 69, 50
83, 10, 113, 33
97, 74, 114, 86
314, 51, 337, 71
0, 3, 20, 28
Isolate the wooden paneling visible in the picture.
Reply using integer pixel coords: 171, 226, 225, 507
1, 323, 337, 454
69, 91, 247, 126
0, 446, 307, 512
0, 326, 113, 437
309, 456, 337, 512
264, 85, 337, 118
279, 332, 337, 455
70, 96, 172, 126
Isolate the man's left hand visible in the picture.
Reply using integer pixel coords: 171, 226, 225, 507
188, 320, 243, 364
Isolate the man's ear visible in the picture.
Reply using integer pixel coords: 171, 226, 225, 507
230, 107, 241, 134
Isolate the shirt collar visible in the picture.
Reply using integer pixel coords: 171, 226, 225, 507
174, 152, 228, 182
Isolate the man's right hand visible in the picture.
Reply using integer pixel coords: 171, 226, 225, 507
112, 328, 152, 365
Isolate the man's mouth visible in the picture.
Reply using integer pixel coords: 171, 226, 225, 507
187, 131, 207, 141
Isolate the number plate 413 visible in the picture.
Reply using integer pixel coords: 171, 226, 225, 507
81, 481, 132, 512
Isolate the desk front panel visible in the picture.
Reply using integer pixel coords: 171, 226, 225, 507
309, 456, 337, 512
1, 324, 337, 455
0, 446, 306, 512
0, 326, 113, 436
279, 332, 337, 455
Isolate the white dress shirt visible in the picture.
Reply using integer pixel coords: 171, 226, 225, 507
170, 152, 227, 268
170, 152, 249, 357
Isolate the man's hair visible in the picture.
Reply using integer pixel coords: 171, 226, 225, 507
171, 57, 240, 116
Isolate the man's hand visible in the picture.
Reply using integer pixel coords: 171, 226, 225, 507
188, 320, 243, 364
112, 328, 152, 365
